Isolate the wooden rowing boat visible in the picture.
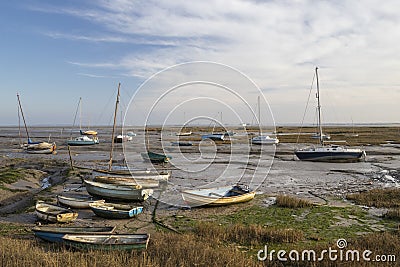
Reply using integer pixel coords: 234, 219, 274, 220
182, 185, 255, 207
32, 226, 116, 243
93, 176, 159, 188
62, 233, 150, 251
89, 202, 143, 219
84, 180, 153, 201
57, 195, 105, 209
35, 201, 78, 223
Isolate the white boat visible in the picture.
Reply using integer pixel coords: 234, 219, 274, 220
114, 134, 133, 143
67, 97, 99, 146
251, 95, 279, 145
251, 135, 279, 145
94, 175, 160, 188
294, 67, 366, 162
92, 169, 170, 181
176, 131, 192, 136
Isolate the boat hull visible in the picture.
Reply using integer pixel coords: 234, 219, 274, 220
92, 169, 170, 181
32, 226, 116, 243
57, 195, 105, 209
182, 185, 255, 207
141, 152, 171, 163
35, 202, 78, 223
62, 234, 150, 251
94, 176, 160, 188
89, 203, 143, 219
295, 151, 365, 162
84, 180, 153, 201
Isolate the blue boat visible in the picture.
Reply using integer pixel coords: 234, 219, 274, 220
32, 226, 116, 243
89, 202, 143, 219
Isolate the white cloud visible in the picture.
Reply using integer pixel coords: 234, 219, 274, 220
32, 0, 400, 123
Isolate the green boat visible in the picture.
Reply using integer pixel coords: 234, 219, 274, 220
141, 151, 171, 163
62, 233, 150, 251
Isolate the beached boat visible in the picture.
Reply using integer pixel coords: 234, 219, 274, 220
67, 97, 99, 146
84, 180, 153, 201
17, 93, 57, 154
182, 184, 255, 207
141, 151, 171, 163
294, 67, 366, 162
251, 135, 279, 145
93, 168, 171, 181
56, 195, 105, 209
251, 96, 279, 145
176, 131, 192, 136
62, 233, 150, 251
89, 202, 143, 219
32, 226, 116, 243
67, 135, 99, 146
201, 133, 225, 141
94, 176, 160, 188
35, 201, 78, 223
114, 134, 132, 143
171, 141, 193, 146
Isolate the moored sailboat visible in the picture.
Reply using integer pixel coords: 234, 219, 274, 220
294, 67, 365, 162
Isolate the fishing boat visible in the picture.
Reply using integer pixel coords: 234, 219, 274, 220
89, 202, 143, 219
67, 97, 99, 146
141, 151, 171, 163
35, 201, 78, 223
94, 176, 160, 188
201, 133, 225, 141
16, 93, 57, 154
251, 96, 279, 145
84, 180, 153, 201
294, 67, 366, 162
62, 233, 150, 251
32, 226, 116, 243
182, 184, 256, 207
56, 195, 105, 209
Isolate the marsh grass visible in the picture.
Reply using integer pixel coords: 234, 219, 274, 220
194, 221, 304, 245
276, 195, 314, 208
384, 209, 400, 221
347, 188, 400, 208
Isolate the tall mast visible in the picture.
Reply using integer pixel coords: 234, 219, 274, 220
79, 97, 82, 131
257, 95, 261, 135
16, 93, 31, 142
108, 83, 121, 171
315, 67, 323, 145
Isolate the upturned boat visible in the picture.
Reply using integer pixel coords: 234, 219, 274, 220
35, 201, 78, 223
32, 226, 116, 243
62, 233, 150, 251
89, 202, 143, 219
182, 184, 255, 207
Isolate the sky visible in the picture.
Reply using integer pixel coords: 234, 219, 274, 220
1, 0, 399, 126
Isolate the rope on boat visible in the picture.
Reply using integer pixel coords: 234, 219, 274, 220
151, 198, 182, 234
